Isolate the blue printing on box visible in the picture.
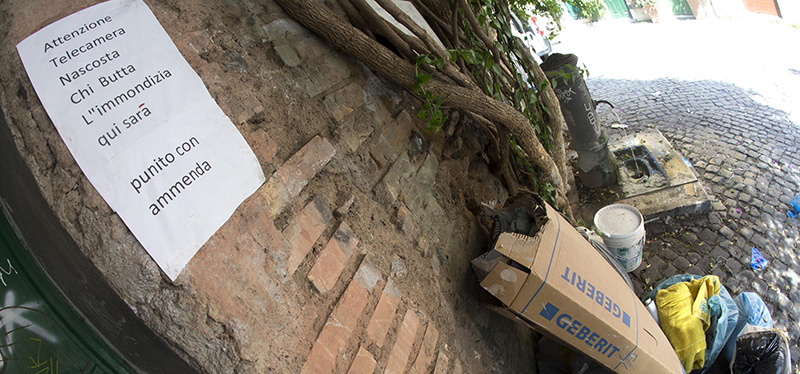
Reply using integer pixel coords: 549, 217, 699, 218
517, 212, 640, 371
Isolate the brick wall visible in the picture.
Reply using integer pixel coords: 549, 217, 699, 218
0, 0, 535, 373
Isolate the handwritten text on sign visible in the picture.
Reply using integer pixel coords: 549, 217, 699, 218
16, 0, 266, 280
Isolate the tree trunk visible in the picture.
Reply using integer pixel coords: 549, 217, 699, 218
274, 0, 572, 217
519, 46, 570, 192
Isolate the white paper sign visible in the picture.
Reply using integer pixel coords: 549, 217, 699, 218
16, 0, 266, 280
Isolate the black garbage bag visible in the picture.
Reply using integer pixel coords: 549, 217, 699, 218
479, 193, 548, 246
731, 329, 791, 374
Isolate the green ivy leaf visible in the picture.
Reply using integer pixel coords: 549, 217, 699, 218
492, 63, 504, 75
447, 49, 458, 62
461, 50, 480, 65
540, 78, 550, 91
417, 73, 432, 85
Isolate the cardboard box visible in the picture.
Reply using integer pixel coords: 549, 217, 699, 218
475, 201, 683, 374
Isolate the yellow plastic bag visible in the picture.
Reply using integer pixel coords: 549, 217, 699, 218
656, 275, 721, 372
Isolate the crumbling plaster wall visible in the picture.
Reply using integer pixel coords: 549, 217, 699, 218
0, 0, 532, 373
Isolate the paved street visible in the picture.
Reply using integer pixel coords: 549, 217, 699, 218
552, 17, 800, 368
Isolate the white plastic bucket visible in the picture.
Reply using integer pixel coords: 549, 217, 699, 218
593, 204, 645, 272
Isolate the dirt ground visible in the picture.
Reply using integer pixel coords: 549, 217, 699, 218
188, 2, 544, 371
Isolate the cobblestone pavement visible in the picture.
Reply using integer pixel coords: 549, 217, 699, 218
590, 76, 800, 367
554, 18, 800, 369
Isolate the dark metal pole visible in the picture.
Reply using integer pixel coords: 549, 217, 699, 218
542, 53, 618, 188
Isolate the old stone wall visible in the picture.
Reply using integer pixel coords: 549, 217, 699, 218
0, 0, 534, 373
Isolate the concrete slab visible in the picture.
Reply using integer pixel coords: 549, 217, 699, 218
617, 180, 712, 220
610, 129, 698, 193
572, 128, 712, 224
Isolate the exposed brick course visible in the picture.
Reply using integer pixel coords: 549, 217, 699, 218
384, 309, 421, 374
262, 135, 336, 218
283, 197, 333, 278
366, 279, 401, 348
307, 221, 360, 292
410, 322, 439, 374
324, 82, 365, 123
433, 350, 450, 374
301, 262, 381, 374
346, 346, 377, 374
369, 111, 413, 168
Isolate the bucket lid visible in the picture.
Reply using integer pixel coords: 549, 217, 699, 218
594, 204, 643, 237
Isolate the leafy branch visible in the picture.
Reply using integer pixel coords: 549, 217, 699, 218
413, 54, 448, 132
278, 0, 577, 217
